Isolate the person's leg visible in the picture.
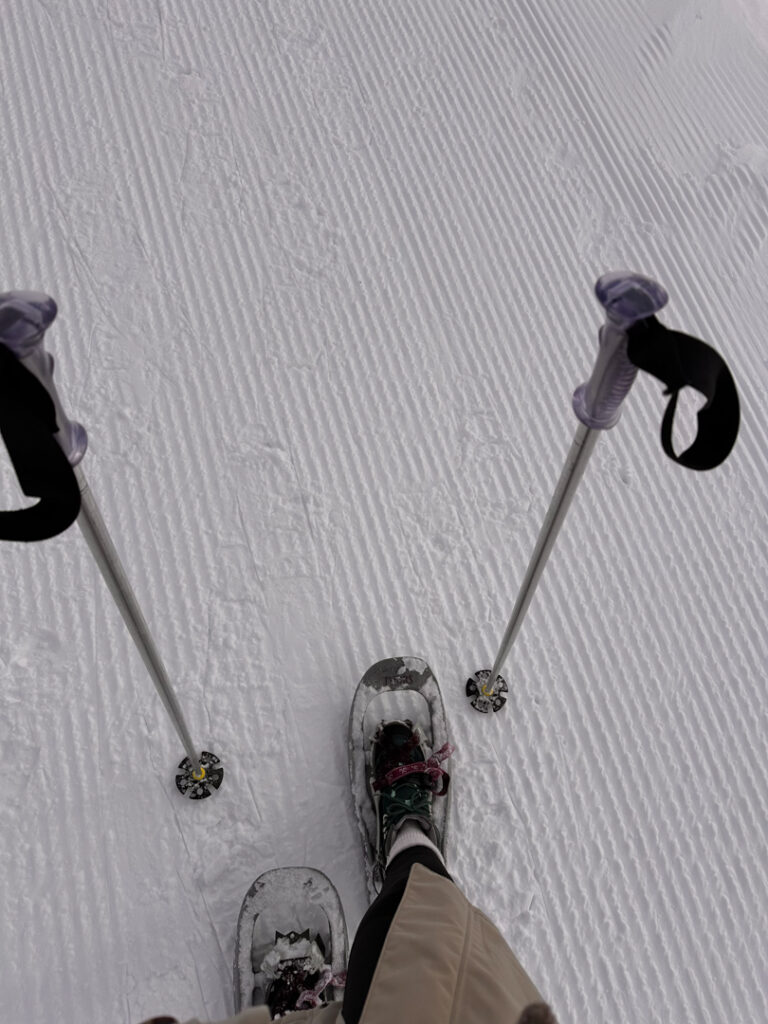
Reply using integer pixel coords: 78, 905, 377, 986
341, 846, 453, 1024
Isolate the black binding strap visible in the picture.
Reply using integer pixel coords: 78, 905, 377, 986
626, 315, 740, 470
0, 343, 81, 541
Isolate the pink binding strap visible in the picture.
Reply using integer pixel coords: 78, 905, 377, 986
373, 742, 455, 795
297, 968, 348, 1009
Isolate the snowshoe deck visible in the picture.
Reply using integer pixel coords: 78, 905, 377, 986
233, 866, 347, 1015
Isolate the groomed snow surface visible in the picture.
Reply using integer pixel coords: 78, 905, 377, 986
2, 2, 767, 1022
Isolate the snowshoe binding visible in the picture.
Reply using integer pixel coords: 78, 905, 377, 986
371, 719, 452, 870
233, 867, 347, 1018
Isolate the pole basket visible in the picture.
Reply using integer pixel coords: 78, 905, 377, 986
466, 670, 508, 713
175, 750, 224, 799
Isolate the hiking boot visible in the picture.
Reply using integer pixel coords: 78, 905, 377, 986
369, 720, 452, 872
259, 929, 345, 1019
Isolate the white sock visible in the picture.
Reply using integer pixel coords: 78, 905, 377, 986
385, 820, 445, 868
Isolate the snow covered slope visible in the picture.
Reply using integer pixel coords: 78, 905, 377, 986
1, 2, 767, 1022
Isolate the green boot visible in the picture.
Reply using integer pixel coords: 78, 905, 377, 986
369, 720, 453, 873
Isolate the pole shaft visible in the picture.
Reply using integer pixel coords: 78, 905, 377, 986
485, 423, 599, 691
73, 465, 201, 774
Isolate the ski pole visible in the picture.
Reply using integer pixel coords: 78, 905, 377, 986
72, 463, 207, 784
467, 271, 669, 712
0, 291, 221, 796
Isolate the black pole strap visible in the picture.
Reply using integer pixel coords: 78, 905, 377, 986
626, 315, 740, 470
0, 311, 741, 543
0, 343, 81, 541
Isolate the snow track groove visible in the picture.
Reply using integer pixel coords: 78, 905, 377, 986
1, 2, 767, 1023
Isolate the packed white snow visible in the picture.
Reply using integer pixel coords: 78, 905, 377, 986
1, 2, 767, 1022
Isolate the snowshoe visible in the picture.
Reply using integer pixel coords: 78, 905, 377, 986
233, 867, 347, 1018
348, 657, 454, 900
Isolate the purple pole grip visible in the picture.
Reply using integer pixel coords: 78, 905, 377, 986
0, 291, 88, 466
572, 272, 669, 430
